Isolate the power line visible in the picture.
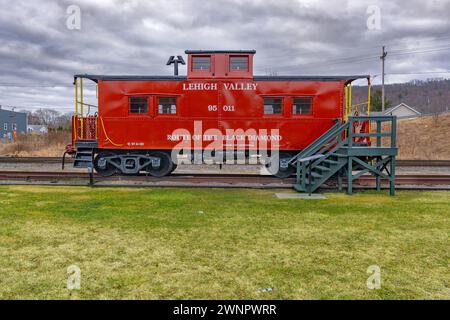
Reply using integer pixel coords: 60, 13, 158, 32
389, 42, 450, 53
272, 45, 450, 72
386, 71, 450, 75
390, 46, 450, 57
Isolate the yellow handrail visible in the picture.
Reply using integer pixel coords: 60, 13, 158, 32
349, 83, 352, 113
95, 117, 98, 140
75, 78, 78, 117
367, 77, 372, 144
344, 86, 348, 122
99, 116, 123, 147
80, 78, 84, 139
72, 116, 76, 140
367, 77, 371, 116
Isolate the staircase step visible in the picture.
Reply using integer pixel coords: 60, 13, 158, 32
315, 165, 331, 172
76, 154, 93, 159
332, 153, 347, 158
74, 162, 92, 168
308, 172, 323, 179
76, 156, 93, 161
74, 147, 94, 169
323, 159, 340, 165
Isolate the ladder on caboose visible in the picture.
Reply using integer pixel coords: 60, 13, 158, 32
290, 116, 398, 195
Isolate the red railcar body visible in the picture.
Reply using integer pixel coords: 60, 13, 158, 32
71, 50, 368, 177
94, 78, 345, 150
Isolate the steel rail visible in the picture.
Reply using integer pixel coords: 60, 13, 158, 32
1, 157, 450, 167
0, 171, 449, 186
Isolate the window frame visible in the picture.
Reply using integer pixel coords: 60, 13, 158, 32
128, 96, 149, 115
229, 55, 249, 72
291, 96, 314, 117
191, 55, 212, 72
262, 96, 284, 117
156, 96, 178, 116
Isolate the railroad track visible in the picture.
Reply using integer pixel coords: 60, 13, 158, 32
2, 156, 450, 169
0, 170, 449, 188
1, 157, 450, 167
0, 157, 72, 164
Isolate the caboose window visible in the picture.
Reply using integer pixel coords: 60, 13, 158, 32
192, 56, 211, 71
264, 98, 282, 115
230, 56, 249, 71
293, 97, 313, 115
158, 97, 177, 114
129, 97, 148, 114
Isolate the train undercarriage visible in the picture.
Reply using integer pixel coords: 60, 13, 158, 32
67, 143, 297, 178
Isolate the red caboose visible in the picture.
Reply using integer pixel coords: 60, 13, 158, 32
68, 50, 370, 177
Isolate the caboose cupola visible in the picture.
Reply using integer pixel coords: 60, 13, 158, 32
185, 50, 255, 79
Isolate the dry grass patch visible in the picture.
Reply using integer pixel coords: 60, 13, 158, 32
0, 131, 71, 157
390, 113, 450, 159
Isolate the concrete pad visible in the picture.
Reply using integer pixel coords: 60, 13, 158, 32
275, 193, 327, 199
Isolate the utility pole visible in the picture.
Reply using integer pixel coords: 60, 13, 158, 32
380, 46, 388, 112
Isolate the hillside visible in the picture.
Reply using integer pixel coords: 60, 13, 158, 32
0, 115, 449, 159
393, 113, 450, 159
353, 79, 450, 114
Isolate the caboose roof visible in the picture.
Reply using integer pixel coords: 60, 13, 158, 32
253, 75, 369, 82
74, 75, 188, 82
75, 74, 369, 82
185, 50, 256, 54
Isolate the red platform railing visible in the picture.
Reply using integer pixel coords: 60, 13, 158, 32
72, 115, 98, 141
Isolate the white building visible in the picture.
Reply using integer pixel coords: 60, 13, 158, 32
370, 103, 422, 119
383, 103, 421, 119
27, 125, 48, 134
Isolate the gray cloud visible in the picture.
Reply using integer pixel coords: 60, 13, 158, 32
0, 0, 449, 111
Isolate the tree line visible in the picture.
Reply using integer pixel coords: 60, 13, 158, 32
24, 109, 73, 131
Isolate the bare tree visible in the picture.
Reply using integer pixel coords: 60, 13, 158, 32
33, 109, 61, 127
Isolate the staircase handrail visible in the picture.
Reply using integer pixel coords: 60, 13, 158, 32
288, 119, 345, 165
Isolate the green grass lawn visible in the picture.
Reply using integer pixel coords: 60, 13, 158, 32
0, 186, 448, 299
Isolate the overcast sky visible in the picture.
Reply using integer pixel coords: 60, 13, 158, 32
0, 0, 449, 112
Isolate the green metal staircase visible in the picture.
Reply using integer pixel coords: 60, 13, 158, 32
291, 120, 350, 193
290, 116, 398, 195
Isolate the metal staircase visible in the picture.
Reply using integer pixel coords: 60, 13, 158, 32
291, 119, 350, 193
291, 116, 398, 195
73, 141, 96, 168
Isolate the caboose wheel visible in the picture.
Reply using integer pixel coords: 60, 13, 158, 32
94, 152, 118, 177
146, 151, 174, 177
169, 164, 178, 174
267, 152, 296, 178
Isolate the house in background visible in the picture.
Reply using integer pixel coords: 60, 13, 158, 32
383, 103, 422, 119
27, 124, 48, 134
0, 107, 28, 140
370, 103, 422, 119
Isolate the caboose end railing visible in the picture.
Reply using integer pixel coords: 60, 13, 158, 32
73, 76, 98, 142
